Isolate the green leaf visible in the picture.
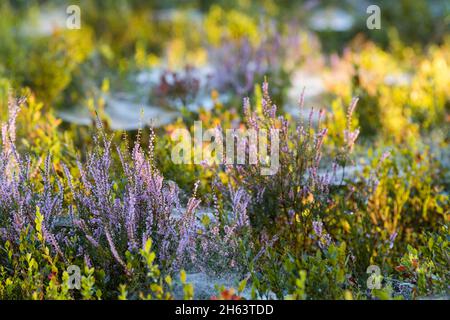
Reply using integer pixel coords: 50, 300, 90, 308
180, 270, 186, 284
238, 278, 247, 294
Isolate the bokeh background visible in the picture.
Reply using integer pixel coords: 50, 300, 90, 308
0, 0, 448, 300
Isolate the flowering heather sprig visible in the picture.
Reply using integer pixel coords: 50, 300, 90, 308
105, 226, 128, 272
1, 94, 24, 156
41, 221, 66, 262
311, 219, 332, 249
229, 186, 251, 228
388, 231, 398, 250
175, 180, 201, 268
343, 97, 360, 153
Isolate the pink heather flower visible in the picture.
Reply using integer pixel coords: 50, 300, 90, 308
84, 254, 93, 269
344, 128, 360, 152
389, 231, 398, 249
312, 220, 332, 249
262, 80, 269, 96
105, 227, 128, 272
381, 151, 391, 162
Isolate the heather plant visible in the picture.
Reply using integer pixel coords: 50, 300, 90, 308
195, 182, 253, 275
1, 92, 273, 297
0, 97, 202, 298
227, 81, 358, 241
0, 97, 65, 251
204, 81, 362, 299
63, 123, 203, 280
